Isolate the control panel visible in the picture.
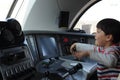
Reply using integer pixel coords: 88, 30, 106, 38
59, 35, 87, 55
0, 45, 35, 80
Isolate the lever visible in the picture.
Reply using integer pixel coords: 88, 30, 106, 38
62, 63, 82, 78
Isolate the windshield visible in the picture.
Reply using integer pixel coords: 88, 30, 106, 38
74, 0, 120, 34
0, 0, 14, 20
0, 0, 31, 29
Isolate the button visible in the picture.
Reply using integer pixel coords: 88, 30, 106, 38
19, 65, 22, 71
10, 69, 14, 75
27, 63, 30, 69
12, 68, 16, 75
23, 65, 26, 70
21, 65, 24, 71
30, 62, 34, 67
17, 66, 20, 73
15, 67, 18, 73
6, 70, 10, 77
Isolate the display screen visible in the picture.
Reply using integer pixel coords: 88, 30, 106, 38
36, 35, 60, 60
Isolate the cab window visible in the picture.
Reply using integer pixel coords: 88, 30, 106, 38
74, 0, 120, 34
0, 0, 14, 20
0, 0, 29, 28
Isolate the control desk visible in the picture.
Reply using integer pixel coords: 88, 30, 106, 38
24, 31, 96, 80
36, 56, 97, 80
0, 45, 35, 80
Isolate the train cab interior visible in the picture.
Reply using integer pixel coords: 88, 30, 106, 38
0, 0, 120, 80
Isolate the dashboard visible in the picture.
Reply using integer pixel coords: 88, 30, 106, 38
24, 31, 95, 62
24, 31, 96, 80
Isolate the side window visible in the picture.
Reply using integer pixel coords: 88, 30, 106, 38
0, 0, 14, 20
74, 0, 120, 34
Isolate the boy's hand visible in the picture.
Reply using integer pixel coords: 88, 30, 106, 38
70, 43, 77, 54
73, 51, 89, 59
70, 43, 90, 59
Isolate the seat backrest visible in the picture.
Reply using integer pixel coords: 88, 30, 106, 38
0, 18, 24, 49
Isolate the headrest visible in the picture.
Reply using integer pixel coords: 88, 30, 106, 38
0, 18, 24, 49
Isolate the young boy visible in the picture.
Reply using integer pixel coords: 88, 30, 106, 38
70, 18, 120, 80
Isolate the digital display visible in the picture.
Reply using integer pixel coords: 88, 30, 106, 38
36, 35, 60, 60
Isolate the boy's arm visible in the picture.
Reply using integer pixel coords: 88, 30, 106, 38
75, 43, 117, 67
90, 51, 117, 67
75, 43, 95, 53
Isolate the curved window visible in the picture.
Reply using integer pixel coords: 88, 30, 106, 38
0, 0, 34, 29
0, 0, 14, 20
74, 0, 120, 34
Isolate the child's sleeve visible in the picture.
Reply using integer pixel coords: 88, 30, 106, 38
90, 48, 117, 67
75, 43, 95, 53
75, 43, 117, 67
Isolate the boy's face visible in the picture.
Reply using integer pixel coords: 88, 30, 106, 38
95, 28, 111, 47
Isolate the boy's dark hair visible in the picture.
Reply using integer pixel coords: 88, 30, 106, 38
97, 18, 120, 44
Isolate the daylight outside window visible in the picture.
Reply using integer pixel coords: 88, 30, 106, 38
74, 0, 120, 34
0, 0, 14, 20
0, 0, 30, 29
